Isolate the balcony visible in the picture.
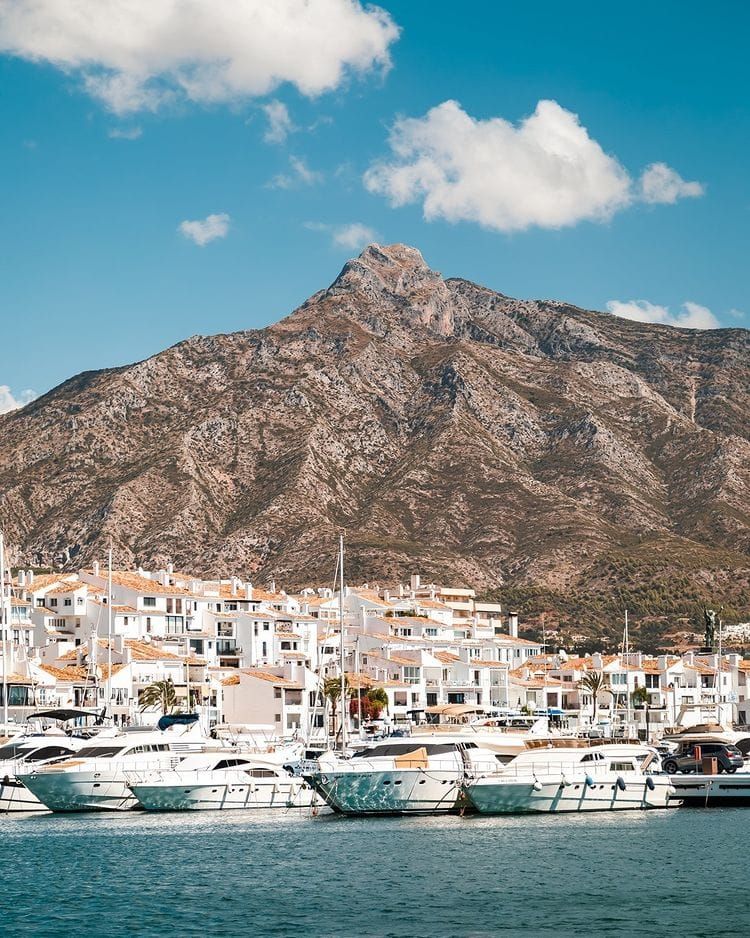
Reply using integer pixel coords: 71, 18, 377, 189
217, 644, 242, 657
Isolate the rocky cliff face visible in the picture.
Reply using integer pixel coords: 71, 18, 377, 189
2, 244, 749, 639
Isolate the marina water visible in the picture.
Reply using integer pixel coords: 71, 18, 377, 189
1, 808, 747, 937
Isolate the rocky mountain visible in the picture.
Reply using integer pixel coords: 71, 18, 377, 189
1, 243, 749, 645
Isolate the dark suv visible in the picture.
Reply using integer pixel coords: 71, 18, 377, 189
663, 742, 744, 774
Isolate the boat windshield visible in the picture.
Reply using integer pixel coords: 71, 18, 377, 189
23, 745, 77, 763
74, 745, 126, 759
352, 743, 460, 758
0, 743, 31, 760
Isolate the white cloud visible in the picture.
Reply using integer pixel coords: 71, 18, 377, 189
262, 100, 295, 144
178, 213, 230, 246
0, 0, 399, 115
606, 299, 720, 330
306, 220, 378, 250
269, 156, 322, 189
108, 126, 142, 140
0, 386, 36, 414
331, 222, 378, 250
364, 99, 704, 232
639, 162, 704, 204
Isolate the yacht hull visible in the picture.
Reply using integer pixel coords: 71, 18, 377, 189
20, 771, 139, 812
305, 768, 463, 815
0, 777, 47, 813
669, 773, 750, 807
130, 777, 314, 812
464, 776, 673, 813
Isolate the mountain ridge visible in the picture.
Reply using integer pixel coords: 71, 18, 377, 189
2, 243, 749, 645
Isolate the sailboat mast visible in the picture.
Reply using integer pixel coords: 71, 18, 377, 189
106, 545, 113, 716
339, 534, 347, 754
0, 532, 8, 729
623, 609, 630, 736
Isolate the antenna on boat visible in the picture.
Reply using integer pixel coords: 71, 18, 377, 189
338, 533, 347, 756
0, 531, 8, 730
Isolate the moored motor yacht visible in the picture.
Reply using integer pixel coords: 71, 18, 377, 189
304, 734, 510, 816
668, 771, 750, 807
127, 750, 314, 811
0, 735, 91, 813
462, 740, 675, 813
18, 723, 212, 812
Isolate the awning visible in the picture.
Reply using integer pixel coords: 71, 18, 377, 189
27, 708, 99, 722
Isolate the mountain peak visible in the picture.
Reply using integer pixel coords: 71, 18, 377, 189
327, 242, 454, 336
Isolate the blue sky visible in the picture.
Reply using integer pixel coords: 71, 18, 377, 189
1, 0, 748, 406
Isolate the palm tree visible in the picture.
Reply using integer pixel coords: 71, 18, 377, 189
139, 678, 177, 715
578, 671, 607, 726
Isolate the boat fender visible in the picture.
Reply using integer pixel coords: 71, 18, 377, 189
533, 780, 543, 791
667, 785, 677, 797
616, 776, 627, 791
646, 776, 655, 791
585, 775, 595, 788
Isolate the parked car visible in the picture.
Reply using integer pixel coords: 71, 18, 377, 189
662, 742, 744, 774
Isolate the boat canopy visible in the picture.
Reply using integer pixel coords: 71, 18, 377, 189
157, 713, 199, 731
28, 708, 99, 722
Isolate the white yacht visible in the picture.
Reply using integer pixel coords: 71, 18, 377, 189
462, 740, 675, 813
0, 734, 91, 813
18, 724, 212, 812
668, 772, 750, 807
304, 735, 509, 815
127, 750, 314, 811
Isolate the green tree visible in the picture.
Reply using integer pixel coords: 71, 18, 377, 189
139, 678, 177, 715
578, 671, 607, 725
631, 685, 649, 708
323, 677, 354, 739
366, 687, 389, 718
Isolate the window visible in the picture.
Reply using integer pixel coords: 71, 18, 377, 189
248, 768, 276, 778
36, 598, 44, 607
263, 623, 270, 631
645, 674, 660, 689
403, 666, 420, 684
274, 688, 282, 699
274, 713, 281, 723
166, 616, 184, 634
609, 761, 636, 772
262, 642, 267, 658
214, 758, 251, 770
49, 598, 57, 607
64, 598, 72, 607
425, 628, 437, 637
611, 673, 627, 685
143, 597, 156, 607
146, 617, 151, 632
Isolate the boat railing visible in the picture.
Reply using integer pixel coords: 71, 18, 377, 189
468, 759, 646, 781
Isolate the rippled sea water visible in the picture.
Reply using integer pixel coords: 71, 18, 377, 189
0, 807, 747, 937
